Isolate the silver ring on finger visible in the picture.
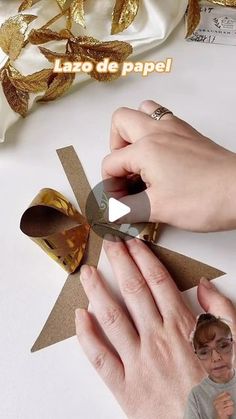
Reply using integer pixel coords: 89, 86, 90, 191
150, 106, 173, 121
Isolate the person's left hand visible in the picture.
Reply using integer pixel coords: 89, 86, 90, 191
75, 237, 236, 419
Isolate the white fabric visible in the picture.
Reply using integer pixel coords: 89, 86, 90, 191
0, 0, 188, 142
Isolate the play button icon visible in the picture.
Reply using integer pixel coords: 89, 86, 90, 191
85, 178, 151, 241
108, 198, 130, 222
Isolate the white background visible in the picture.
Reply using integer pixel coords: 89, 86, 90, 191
1, 16, 236, 419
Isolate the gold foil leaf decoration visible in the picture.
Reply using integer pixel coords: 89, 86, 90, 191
69, 36, 133, 81
60, 29, 74, 38
1, 67, 29, 116
37, 72, 75, 102
28, 28, 70, 44
69, 36, 133, 61
20, 188, 90, 274
0, 14, 37, 60
66, 8, 73, 31
0, 1, 134, 115
39, 46, 76, 63
56, 0, 68, 9
186, 0, 201, 38
111, 0, 139, 35
18, 0, 34, 11
70, 0, 86, 27
207, 0, 236, 4
9, 68, 53, 93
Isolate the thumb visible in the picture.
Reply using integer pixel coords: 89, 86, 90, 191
197, 277, 236, 337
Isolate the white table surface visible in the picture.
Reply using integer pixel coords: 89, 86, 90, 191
1, 17, 236, 419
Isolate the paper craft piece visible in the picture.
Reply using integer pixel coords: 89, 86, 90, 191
31, 146, 103, 352
20, 188, 90, 273
20, 169, 159, 275
30, 146, 225, 352
148, 243, 225, 292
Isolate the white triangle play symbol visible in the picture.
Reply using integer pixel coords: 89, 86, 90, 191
108, 198, 131, 222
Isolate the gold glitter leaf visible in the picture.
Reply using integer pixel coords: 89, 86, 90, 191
56, 0, 68, 9
111, 0, 139, 35
68, 37, 132, 81
28, 28, 70, 44
69, 37, 133, 62
90, 62, 122, 82
39, 46, 76, 63
186, 0, 201, 38
59, 29, 74, 38
37, 72, 75, 102
1, 68, 29, 116
18, 0, 42, 11
0, 14, 37, 60
70, 0, 86, 27
66, 8, 73, 31
9, 68, 53, 93
18, 0, 33, 12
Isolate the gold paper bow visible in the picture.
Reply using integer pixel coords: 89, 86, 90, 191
20, 188, 90, 273
20, 185, 159, 274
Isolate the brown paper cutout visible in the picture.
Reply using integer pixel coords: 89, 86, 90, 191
31, 146, 225, 352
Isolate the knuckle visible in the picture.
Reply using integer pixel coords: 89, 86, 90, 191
91, 352, 106, 371
145, 268, 167, 286
122, 274, 146, 295
102, 154, 110, 169
139, 99, 155, 111
112, 107, 129, 123
221, 295, 234, 307
100, 305, 122, 328
165, 118, 180, 130
101, 155, 109, 176
106, 244, 124, 259
135, 136, 158, 156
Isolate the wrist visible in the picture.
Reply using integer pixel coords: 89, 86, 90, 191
211, 151, 236, 231
222, 152, 236, 230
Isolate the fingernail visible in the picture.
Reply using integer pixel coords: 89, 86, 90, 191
75, 308, 86, 321
200, 277, 215, 289
80, 265, 92, 282
104, 233, 115, 242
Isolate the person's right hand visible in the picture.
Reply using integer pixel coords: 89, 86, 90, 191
214, 391, 234, 418
102, 100, 236, 232
75, 238, 236, 419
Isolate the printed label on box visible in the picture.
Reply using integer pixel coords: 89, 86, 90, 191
186, 2, 236, 45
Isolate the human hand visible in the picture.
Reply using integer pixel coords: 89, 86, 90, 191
102, 100, 236, 232
75, 237, 236, 419
214, 392, 234, 418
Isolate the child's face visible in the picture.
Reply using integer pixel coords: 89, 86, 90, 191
196, 326, 235, 382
